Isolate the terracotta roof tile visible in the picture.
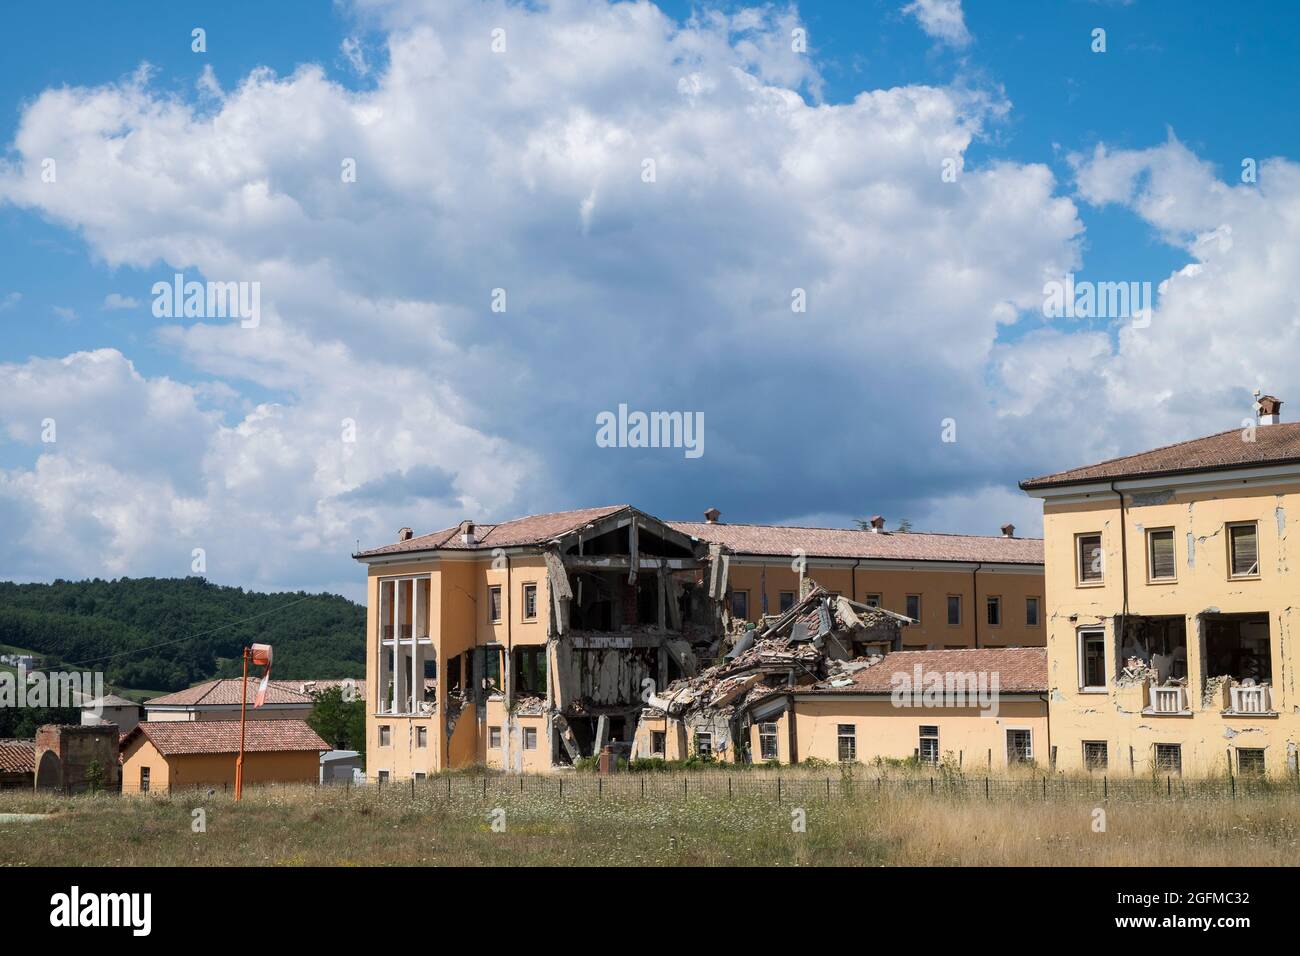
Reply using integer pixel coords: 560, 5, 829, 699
805, 647, 1047, 694
125, 720, 329, 756
669, 522, 1042, 565
354, 505, 630, 557
0, 740, 34, 774
1021, 422, 1300, 490
146, 679, 315, 708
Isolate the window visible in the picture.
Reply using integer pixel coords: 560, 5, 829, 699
522, 727, 538, 750
919, 725, 939, 765
1006, 729, 1033, 764
651, 731, 666, 756
759, 722, 779, 761
378, 725, 392, 747
1083, 741, 1108, 771
413, 772, 426, 781
488, 585, 502, 622
986, 596, 1001, 626
522, 583, 538, 619
1237, 748, 1265, 776
139, 767, 150, 793
377, 770, 390, 784
1228, 522, 1259, 578
1205, 613, 1271, 683
1147, 528, 1176, 581
730, 591, 749, 620
513, 646, 548, 696
1077, 533, 1103, 584
1078, 630, 1106, 690
1154, 743, 1182, 775
415, 726, 427, 748
778, 591, 795, 613
946, 595, 961, 626
837, 724, 856, 762
906, 594, 921, 623
1025, 597, 1040, 627
489, 726, 501, 749
864, 593, 882, 608
696, 732, 713, 756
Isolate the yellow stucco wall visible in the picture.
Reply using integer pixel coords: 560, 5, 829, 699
724, 562, 1044, 649
121, 737, 321, 793
365, 554, 553, 779
1042, 480, 1300, 777
789, 697, 1048, 769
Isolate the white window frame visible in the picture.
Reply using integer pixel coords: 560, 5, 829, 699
906, 594, 921, 624
1227, 521, 1260, 579
1146, 527, 1177, 583
1076, 532, 1104, 586
837, 724, 856, 762
919, 725, 939, 765
522, 582, 539, 620
1078, 628, 1107, 692
377, 574, 434, 717
1006, 727, 1033, 764
758, 722, 779, 761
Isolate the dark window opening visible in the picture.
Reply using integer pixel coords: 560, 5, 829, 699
1119, 616, 1187, 684
1204, 613, 1271, 683
512, 646, 548, 697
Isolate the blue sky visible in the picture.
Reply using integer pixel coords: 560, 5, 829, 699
2, 0, 1298, 597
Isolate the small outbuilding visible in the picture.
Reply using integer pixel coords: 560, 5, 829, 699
120, 719, 330, 794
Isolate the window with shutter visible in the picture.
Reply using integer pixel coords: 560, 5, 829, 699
1229, 523, 1259, 577
1077, 534, 1103, 584
1147, 529, 1176, 581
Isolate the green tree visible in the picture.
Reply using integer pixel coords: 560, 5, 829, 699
307, 686, 366, 755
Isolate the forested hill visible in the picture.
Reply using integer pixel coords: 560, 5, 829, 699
0, 577, 364, 692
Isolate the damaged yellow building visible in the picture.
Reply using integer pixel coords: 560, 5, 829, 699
1021, 396, 1300, 777
353, 505, 1044, 776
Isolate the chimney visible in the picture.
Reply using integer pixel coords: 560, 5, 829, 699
1257, 394, 1282, 426
397, 527, 413, 542
704, 507, 721, 524
1001, 523, 1016, 538
869, 515, 885, 533
459, 519, 476, 545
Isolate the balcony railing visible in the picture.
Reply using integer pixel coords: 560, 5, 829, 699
1148, 685, 1186, 715
1229, 684, 1272, 714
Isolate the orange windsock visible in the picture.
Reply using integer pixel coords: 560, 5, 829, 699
251, 643, 273, 707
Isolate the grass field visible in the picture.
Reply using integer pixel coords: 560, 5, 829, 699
2, 768, 1299, 866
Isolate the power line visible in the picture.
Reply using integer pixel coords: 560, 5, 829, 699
67, 595, 316, 667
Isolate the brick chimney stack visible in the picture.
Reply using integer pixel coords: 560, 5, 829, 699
869, 515, 886, 533
397, 527, 413, 542
1257, 394, 1282, 425
704, 507, 721, 524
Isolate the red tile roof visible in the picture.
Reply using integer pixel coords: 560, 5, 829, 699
805, 647, 1047, 695
145, 679, 315, 708
1021, 422, 1300, 490
669, 522, 1043, 565
354, 505, 630, 557
0, 740, 34, 774
124, 720, 329, 757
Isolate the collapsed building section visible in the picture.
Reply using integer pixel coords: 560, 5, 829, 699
631, 585, 907, 763
547, 508, 722, 764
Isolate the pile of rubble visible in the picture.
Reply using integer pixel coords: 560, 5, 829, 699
638, 585, 906, 759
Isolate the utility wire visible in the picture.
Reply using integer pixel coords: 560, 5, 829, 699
67, 595, 316, 667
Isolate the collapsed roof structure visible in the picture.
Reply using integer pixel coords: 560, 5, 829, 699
632, 585, 910, 762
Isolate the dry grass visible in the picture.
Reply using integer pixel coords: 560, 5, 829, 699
1, 770, 1297, 866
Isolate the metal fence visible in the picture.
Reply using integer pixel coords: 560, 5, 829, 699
355, 769, 1300, 804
